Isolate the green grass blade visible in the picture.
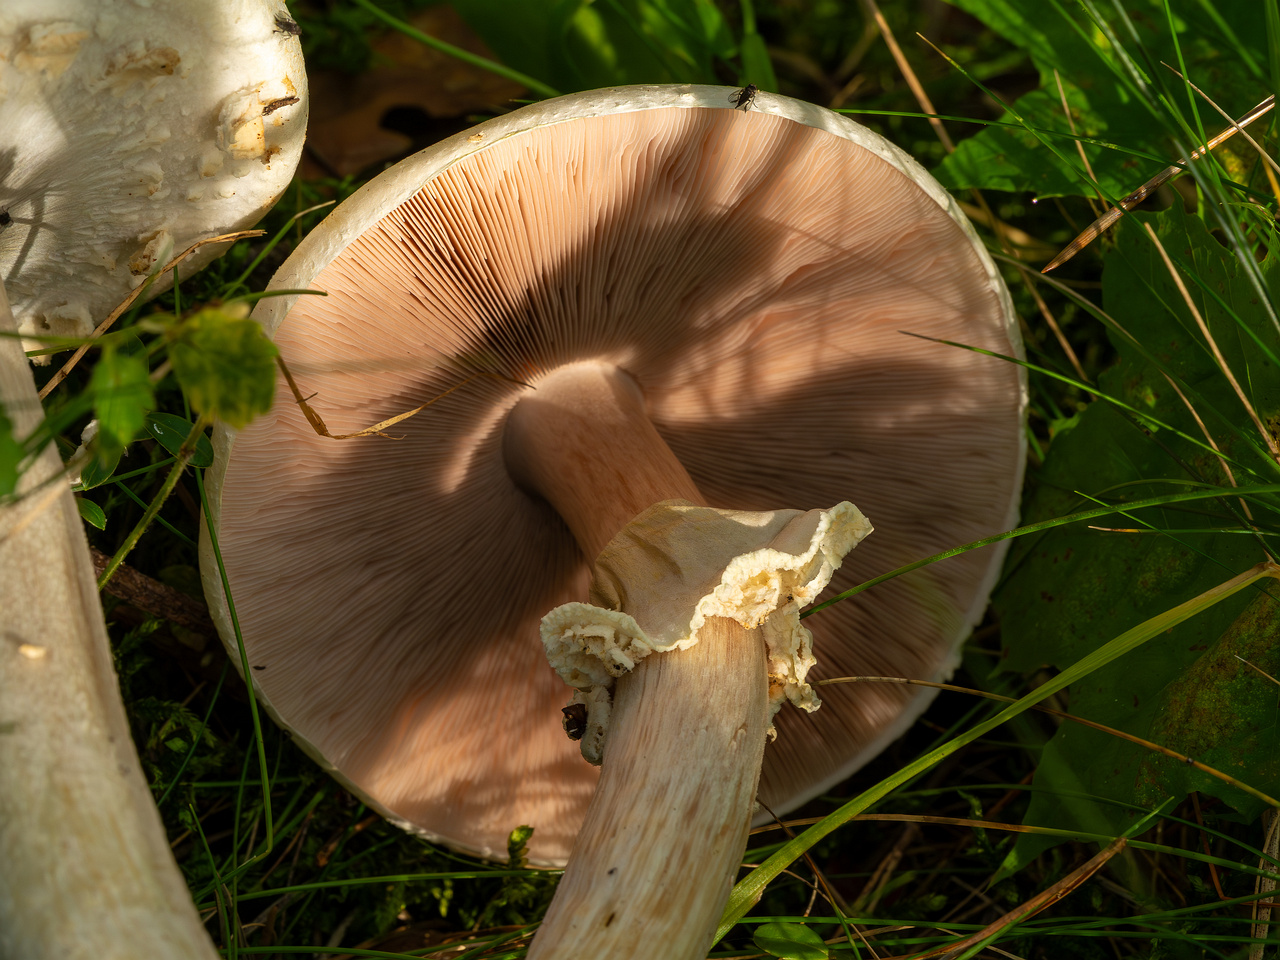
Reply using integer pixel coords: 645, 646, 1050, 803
725, 560, 1280, 939
348, 0, 560, 98
196, 463, 274, 850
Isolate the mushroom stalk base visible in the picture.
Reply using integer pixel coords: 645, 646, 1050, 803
528, 615, 769, 959
0, 286, 218, 960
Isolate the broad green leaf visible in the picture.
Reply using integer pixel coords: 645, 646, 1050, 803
449, 0, 559, 87
90, 343, 153, 452
168, 305, 278, 431
994, 203, 1280, 871
0, 401, 19, 497
934, 88, 1102, 197
738, 33, 776, 93
145, 413, 214, 468
76, 496, 107, 530
78, 444, 123, 490
936, 0, 1265, 199
690, 1, 735, 60
1133, 587, 1280, 811
753, 922, 830, 960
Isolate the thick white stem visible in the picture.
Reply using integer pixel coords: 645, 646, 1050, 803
528, 616, 769, 959
0, 284, 219, 960
506, 361, 773, 957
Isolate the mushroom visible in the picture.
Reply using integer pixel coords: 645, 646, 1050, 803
0, 3, 305, 950
200, 86, 1024, 956
0, 0, 307, 348
0, 279, 218, 958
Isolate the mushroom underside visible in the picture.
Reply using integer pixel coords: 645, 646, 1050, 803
206, 100, 1023, 866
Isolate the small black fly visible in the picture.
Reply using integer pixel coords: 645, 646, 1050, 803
0, 211, 10, 228
273, 15, 302, 37
729, 84, 759, 111
561, 703, 588, 741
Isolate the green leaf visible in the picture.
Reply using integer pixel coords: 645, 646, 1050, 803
452, 0, 722, 90
934, 88, 1097, 197
506, 824, 535, 866
738, 32, 776, 93
76, 496, 106, 530
167, 305, 278, 431
936, 0, 1266, 199
78, 444, 123, 490
0, 401, 20, 497
753, 922, 830, 960
1133, 588, 1280, 810
994, 203, 1280, 871
449, 0, 558, 88
145, 413, 214, 468
90, 342, 153, 452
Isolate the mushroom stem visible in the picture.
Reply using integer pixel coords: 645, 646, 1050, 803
527, 616, 769, 958
506, 360, 773, 956
504, 360, 703, 557
0, 284, 218, 959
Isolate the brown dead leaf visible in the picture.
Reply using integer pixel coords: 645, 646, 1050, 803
303, 5, 525, 177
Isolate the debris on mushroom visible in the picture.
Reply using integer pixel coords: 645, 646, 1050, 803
0, 0, 307, 349
202, 85, 1025, 957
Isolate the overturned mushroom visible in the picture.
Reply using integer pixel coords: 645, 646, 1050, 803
201, 85, 1024, 957
0, 0, 307, 347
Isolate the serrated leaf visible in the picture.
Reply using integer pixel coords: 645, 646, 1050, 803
753, 922, 829, 960
90, 343, 153, 452
994, 203, 1280, 871
76, 496, 106, 530
168, 305, 278, 431
145, 413, 214, 468
0, 401, 20, 497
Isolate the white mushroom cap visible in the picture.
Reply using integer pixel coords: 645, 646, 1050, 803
0, 0, 308, 343
201, 85, 1025, 867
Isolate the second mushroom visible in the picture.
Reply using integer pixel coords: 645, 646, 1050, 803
202, 85, 1024, 958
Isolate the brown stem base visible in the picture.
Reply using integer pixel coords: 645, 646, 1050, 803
528, 617, 769, 959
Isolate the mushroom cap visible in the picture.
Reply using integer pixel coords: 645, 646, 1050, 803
0, 0, 307, 343
200, 85, 1025, 867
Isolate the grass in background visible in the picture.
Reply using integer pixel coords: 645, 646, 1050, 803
17, 0, 1280, 956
